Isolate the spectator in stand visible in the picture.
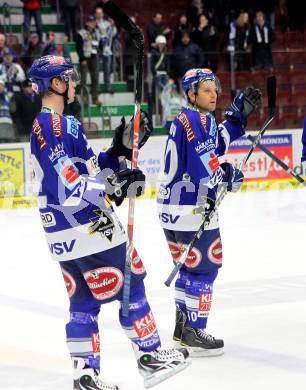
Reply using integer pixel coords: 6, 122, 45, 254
191, 13, 218, 72
76, 15, 101, 105
22, 32, 45, 69
9, 79, 41, 139
59, 0, 80, 42
173, 32, 203, 79
95, 7, 117, 93
43, 32, 58, 56
173, 14, 194, 48
186, 0, 204, 27
0, 49, 25, 97
0, 33, 18, 64
0, 79, 15, 141
161, 78, 185, 131
227, 11, 250, 71
22, 0, 43, 43
147, 13, 171, 50
151, 35, 170, 92
248, 11, 274, 70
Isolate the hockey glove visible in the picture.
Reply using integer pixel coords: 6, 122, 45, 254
106, 168, 145, 207
225, 87, 262, 128
107, 110, 153, 160
220, 162, 244, 192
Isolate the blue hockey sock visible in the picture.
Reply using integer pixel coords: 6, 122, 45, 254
119, 281, 161, 352
185, 270, 218, 329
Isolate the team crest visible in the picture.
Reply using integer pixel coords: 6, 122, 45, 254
88, 209, 115, 242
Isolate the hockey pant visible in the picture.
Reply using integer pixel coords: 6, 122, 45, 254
60, 265, 160, 372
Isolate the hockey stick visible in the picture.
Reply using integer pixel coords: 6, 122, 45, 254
165, 75, 277, 287
102, 1, 144, 316
247, 134, 305, 184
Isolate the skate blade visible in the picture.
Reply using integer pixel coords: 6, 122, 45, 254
181, 344, 224, 357
142, 359, 192, 389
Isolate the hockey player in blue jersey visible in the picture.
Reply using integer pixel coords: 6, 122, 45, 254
302, 116, 306, 174
157, 68, 261, 357
28, 55, 190, 390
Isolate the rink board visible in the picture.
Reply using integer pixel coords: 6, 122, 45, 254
0, 128, 304, 208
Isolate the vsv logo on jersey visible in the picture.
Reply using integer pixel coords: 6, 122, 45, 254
159, 212, 180, 224
54, 156, 81, 190
49, 239, 76, 255
133, 310, 157, 338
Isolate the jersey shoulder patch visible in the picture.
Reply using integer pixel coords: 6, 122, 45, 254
65, 115, 81, 139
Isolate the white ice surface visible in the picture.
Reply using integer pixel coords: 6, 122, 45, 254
0, 188, 306, 390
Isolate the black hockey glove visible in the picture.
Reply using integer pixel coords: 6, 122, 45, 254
105, 168, 145, 207
220, 162, 244, 192
107, 110, 153, 160
225, 87, 262, 128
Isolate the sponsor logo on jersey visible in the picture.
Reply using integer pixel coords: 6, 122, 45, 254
61, 268, 76, 298
67, 116, 79, 139
159, 212, 180, 224
84, 267, 124, 300
199, 112, 207, 132
178, 112, 195, 142
209, 118, 217, 137
195, 139, 215, 154
32, 118, 47, 149
131, 247, 146, 275
168, 241, 202, 268
52, 114, 62, 137
91, 333, 100, 354
88, 209, 115, 242
40, 211, 56, 227
49, 239, 76, 255
200, 152, 220, 175
199, 292, 212, 317
133, 310, 157, 339
54, 156, 81, 190
207, 237, 222, 265
48, 143, 66, 162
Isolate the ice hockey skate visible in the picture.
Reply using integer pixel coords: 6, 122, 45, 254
73, 358, 119, 390
137, 347, 191, 388
180, 326, 224, 357
173, 307, 187, 345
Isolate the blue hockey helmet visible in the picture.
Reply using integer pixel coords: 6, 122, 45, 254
28, 55, 80, 94
181, 68, 221, 97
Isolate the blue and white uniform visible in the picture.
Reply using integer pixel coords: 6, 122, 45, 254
302, 116, 306, 171
157, 104, 244, 329
29, 55, 161, 374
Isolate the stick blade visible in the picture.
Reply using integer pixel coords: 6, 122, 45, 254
267, 75, 277, 117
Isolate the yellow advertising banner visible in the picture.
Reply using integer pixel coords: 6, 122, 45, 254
0, 149, 25, 198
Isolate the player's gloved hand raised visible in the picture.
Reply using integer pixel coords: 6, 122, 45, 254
105, 168, 145, 207
107, 110, 153, 160
220, 162, 244, 192
225, 87, 262, 128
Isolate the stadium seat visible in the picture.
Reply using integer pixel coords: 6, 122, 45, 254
272, 51, 289, 70
284, 31, 305, 49
288, 51, 306, 69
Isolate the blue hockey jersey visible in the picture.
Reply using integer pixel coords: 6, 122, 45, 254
30, 111, 126, 262
157, 106, 244, 231
302, 116, 306, 164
